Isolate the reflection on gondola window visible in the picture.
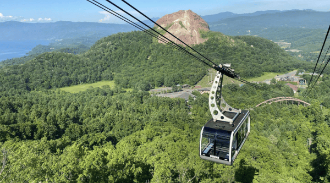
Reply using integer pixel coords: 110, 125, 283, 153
236, 120, 247, 148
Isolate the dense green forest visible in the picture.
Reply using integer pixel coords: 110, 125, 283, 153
1, 77, 330, 182
1, 29, 330, 182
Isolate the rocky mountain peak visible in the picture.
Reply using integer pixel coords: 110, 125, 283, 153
155, 10, 210, 46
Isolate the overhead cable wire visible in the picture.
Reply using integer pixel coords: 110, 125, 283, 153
304, 26, 330, 97
89, 0, 290, 97
110, 0, 219, 68
87, 0, 179, 48
102, 0, 217, 69
88, 0, 214, 69
307, 56, 330, 96
116, 0, 265, 85
305, 56, 330, 97
308, 25, 330, 87
316, 44, 330, 72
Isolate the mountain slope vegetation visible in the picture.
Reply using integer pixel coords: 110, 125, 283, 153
0, 30, 316, 95
1, 29, 330, 182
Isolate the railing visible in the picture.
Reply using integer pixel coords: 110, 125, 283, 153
255, 97, 310, 107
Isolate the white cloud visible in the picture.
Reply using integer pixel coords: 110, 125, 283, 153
37, 18, 52, 22
21, 17, 52, 22
99, 11, 113, 23
0, 12, 52, 23
20, 19, 31, 22
0, 12, 21, 22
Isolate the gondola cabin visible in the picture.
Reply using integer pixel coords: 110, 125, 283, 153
199, 111, 250, 165
199, 64, 250, 165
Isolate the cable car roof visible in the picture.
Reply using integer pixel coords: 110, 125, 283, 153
204, 110, 250, 132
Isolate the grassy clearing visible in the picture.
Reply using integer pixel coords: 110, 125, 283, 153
59, 81, 132, 93
247, 72, 282, 82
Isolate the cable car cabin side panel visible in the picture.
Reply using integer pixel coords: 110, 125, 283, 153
199, 110, 250, 165
231, 114, 250, 163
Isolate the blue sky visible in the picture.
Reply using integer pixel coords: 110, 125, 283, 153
0, 0, 329, 23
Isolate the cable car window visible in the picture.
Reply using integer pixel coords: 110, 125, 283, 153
201, 136, 209, 153
236, 120, 248, 148
237, 123, 244, 148
231, 135, 237, 160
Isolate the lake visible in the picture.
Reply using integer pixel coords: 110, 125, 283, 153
0, 40, 49, 62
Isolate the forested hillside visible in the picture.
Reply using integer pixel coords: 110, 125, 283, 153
0, 30, 317, 95
1, 29, 330, 182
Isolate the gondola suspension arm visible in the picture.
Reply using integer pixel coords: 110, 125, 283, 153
209, 64, 241, 124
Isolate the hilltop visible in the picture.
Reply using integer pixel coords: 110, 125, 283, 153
155, 10, 210, 46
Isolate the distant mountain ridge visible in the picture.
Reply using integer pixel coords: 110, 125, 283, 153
201, 10, 282, 22
1, 9, 328, 42
1, 9, 328, 64
208, 9, 330, 33
204, 9, 330, 62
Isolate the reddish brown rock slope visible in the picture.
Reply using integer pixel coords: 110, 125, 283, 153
155, 10, 210, 46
